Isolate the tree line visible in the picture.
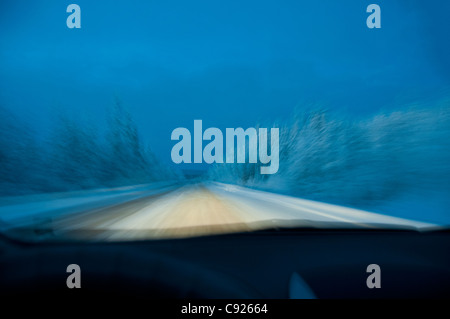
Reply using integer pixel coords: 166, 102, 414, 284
0, 99, 175, 196
209, 99, 450, 207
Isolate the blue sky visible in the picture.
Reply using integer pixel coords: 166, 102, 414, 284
1, 0, 449, 164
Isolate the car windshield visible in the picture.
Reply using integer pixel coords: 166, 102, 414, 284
0, 1, 449, 243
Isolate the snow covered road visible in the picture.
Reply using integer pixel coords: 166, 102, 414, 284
0, 182, 437, 241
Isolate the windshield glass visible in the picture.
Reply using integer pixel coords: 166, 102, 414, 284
0, 1, 449, 242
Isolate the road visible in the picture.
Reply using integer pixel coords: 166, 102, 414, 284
0, 182, 436, 241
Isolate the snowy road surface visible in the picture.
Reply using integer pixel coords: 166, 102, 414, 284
0, 182, 436, 240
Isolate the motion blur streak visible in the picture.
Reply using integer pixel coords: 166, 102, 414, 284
0, 182, 436, 241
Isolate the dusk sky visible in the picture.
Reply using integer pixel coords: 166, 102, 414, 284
1, 0, 449, 164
